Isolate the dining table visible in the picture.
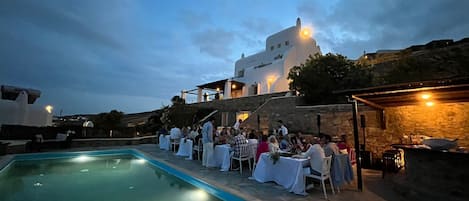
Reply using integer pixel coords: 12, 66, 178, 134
252, 152, 310, 195
176, 138, 193, 160
158, 135, 170, 151
214, 144, 232, 171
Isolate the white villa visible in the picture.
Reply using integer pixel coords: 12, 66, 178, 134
0, 85, 53, 128
183, 18, 321, 103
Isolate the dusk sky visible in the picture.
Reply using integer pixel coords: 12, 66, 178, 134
1, 0, 468, 115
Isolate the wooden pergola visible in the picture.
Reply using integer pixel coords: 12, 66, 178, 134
334, 77, 469, 191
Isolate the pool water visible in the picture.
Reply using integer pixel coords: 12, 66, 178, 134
0, 150, 240, 201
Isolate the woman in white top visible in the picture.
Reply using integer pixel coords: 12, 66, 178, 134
268, 135, 280, 153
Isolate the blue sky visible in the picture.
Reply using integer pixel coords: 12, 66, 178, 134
1, 0, 468, 115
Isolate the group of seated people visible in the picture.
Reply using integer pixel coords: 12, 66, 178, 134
158, 123, 260, 156
255, 132, 351, 174
158, 122, 351, 174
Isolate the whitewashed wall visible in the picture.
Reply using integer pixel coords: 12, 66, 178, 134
0, 91, 52, 127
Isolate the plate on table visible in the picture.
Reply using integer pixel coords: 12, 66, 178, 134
279, 152, 294, 157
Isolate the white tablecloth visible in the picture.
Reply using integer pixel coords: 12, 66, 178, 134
159, 135, 170, 150
214, 144, 232, 171
253, 153, 309, 195
176, 138, 193, 160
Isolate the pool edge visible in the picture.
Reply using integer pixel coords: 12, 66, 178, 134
0, 148, 249, 201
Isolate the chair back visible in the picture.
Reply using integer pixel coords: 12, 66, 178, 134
248, 143, 258, 161
194, 138, 203, 150
238, 143, 250, 158
322, 156, 333, 177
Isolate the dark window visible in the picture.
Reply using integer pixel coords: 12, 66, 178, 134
270, 46, 274, 51
237, 69, 244, 77
285, 41, 289, 46
277, 43, 281, 48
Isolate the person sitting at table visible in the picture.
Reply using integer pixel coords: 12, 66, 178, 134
248, 129, 257, 139
290, 131, 305, 152
188, 125, 200, 140
302, 137, 313, 152
217, 127, 229, 144
169, 126, 182, 139
229, 130, 248, 170
230, 130, 248, 158
256, 135, 269, 161
279, 135, 291, 151
268, 135, 280, 153
158, 126, 168, 136
294, 137, 325, 176
337, 134, 350, 154
321, 134, 339, 157
181, 126, 190, 138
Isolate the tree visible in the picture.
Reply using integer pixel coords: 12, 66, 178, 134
92, 110, 124, 130
171, 95, 185, 105
288, 53, 374, 104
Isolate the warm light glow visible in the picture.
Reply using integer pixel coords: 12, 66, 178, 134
421, 93, 431, 100
231, 84, 236, 89
236, 112, 250, 121
425, 101, 434, 107
301, 28, 311, 38
267, 78, 274, 84
45, 105, 53, 113
216, 87, 220, 92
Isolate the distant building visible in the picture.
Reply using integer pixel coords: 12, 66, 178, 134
183, 18, 321, 103
0, 85, 52, 127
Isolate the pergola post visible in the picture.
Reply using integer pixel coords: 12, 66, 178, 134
352, 99, 363, 191
180, 90, 186, 101
197, 88, 203, 103
224, 80, 232, 99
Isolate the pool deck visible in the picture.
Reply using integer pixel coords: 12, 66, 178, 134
0, 144, 408, 201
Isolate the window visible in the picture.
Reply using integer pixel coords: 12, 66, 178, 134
285, 41, 289, 46
277, 43, 281, 48
221, 112, 229, 127
236, 111, 251, 122
237, 69, 244, 77
270, 46, 274, 51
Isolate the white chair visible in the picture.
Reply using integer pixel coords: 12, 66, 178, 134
193, 138, 203, 161
305, 156, 335, 199
248, 143, 258, 170
170, 138, 180, 152
230, 143, 251, 174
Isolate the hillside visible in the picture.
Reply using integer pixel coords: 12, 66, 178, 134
357, 38, 469, 84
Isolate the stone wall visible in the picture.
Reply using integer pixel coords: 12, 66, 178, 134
240, 96, 469, 160
384, 102, 469, 147
189, 91, 288, 112
394, 148, 469, 201
189, 92, 288, 126
190, 93, 469, 160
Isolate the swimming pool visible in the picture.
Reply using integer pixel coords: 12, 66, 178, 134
0, 149, 244, 201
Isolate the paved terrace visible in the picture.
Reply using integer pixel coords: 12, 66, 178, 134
0, 144, 407, 201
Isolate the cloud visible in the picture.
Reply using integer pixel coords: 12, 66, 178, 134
241, 18, 283, 36
298, 0, 469, 58
192, 28, 236, 61
179, 10, 212, 30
